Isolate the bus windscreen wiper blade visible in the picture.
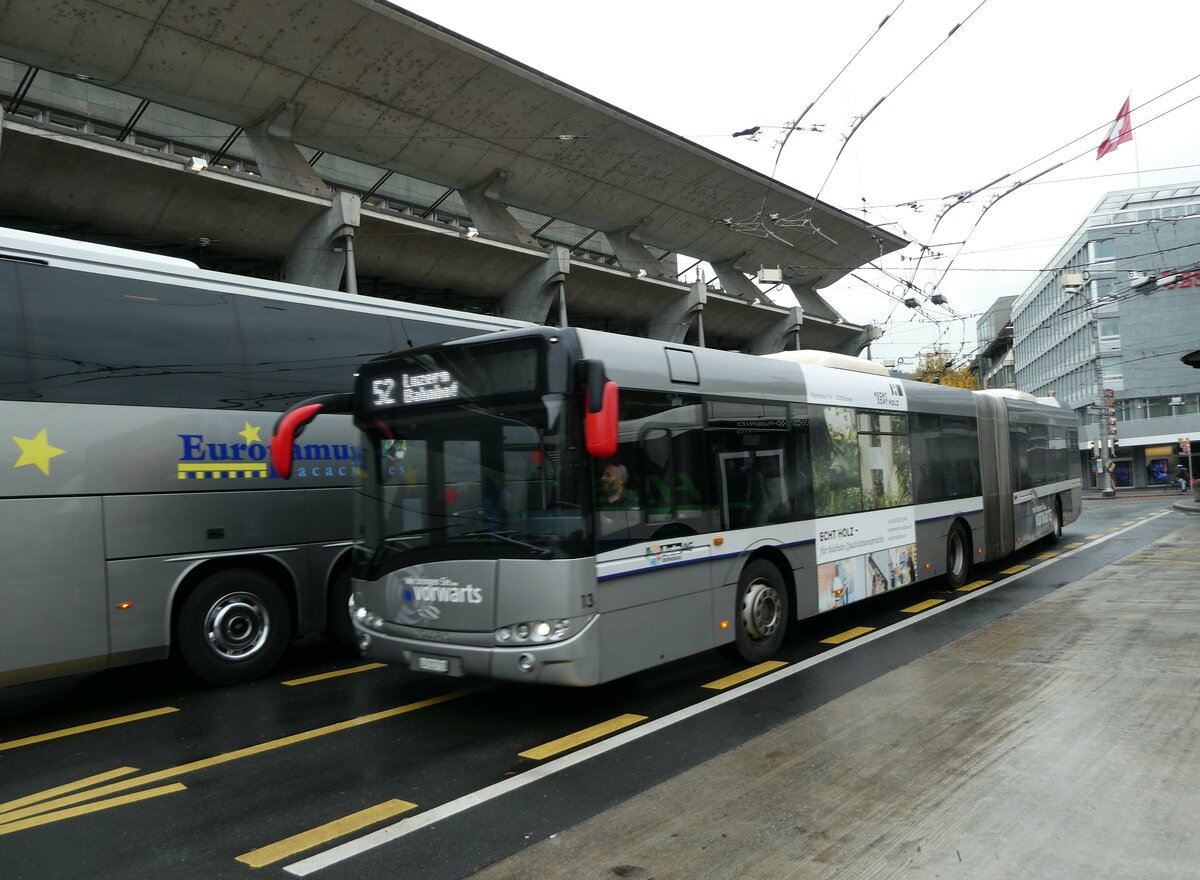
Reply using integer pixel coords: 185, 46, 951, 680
461, 529, 552, 557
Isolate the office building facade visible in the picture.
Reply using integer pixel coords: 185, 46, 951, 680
1010, 183, 1200, 489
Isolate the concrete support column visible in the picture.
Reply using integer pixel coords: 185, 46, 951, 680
786, 281, 844, 324
281, 191, 362, 292
710, 257, 765, 304
647, 280, 706, 343
458, 171, 538, 247
834, 324, 883, 357
495, 246, 571, 324
605, 225, 666, 278
244, 101, 330, 197
749, 307, 806, 355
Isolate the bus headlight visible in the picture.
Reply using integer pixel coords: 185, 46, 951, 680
494, 616, 584, 646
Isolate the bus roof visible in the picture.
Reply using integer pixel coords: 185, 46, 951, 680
0, 226, 199, 272
760, 349, 891, 376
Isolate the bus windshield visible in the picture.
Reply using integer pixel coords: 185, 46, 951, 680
358, 395, 592, 578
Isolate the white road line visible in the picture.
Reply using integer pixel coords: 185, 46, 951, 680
284, 511, 1168, 876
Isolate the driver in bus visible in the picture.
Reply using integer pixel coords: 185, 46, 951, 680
599, 461, 638, 509
598, 460, 639, 540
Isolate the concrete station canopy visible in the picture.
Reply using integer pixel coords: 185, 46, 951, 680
0, 0, 907, 352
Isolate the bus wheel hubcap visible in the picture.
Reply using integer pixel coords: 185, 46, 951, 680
205, 592, 270, 660
741, 580, 781, 641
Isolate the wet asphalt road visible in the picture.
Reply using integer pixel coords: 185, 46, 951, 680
0, 497, 1182, 880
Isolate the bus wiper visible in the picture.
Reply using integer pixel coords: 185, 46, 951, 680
461, 529, 552, 557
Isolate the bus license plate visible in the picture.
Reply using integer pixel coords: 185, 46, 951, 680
412, 654, 457, 675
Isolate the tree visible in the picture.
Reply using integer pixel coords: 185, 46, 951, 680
911, 350, 978, 389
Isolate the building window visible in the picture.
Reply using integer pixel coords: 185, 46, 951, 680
1091, 239, 1115, 261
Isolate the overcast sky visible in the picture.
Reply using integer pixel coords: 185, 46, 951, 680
394, 0, 1200, 367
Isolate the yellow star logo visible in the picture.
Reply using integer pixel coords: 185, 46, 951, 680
238, 422, 262, 444
12, 429, 65, 476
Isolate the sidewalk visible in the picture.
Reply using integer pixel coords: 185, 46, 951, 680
1080, 484, 1200, 514
467, 523, 1200, 880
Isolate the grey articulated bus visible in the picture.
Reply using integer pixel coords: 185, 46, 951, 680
273, 325, 1081, 686
0, 227, 525, 688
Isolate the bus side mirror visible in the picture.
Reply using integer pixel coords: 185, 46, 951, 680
585, 381, 618, 459
270, 393, 353, 479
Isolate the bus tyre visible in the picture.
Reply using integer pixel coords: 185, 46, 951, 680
324, 567, 358, 654
721, 560, 789, 664
177, 569, 292, 685
1052, 499, 1063, 541
946, 523, 971, 589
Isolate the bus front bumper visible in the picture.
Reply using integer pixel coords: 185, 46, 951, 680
353, 615, 602, 686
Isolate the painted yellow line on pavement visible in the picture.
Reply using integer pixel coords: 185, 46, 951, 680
0, 688, 481, 827
1065, 542, 1085, 548
0, 767, 140, 817
281, 664, 386, 687
519, 714, 647, 761
1127, 556, 1200, 565
702, 661, 787, 691
1035, 552, 1059, 559
820, 626, 875, 645
956, 580, 993, 593
0, 784, 185, 836
237, 799, 417, 868
901, 599, 945, 614
1086, 534, 1102, 539
0, 707, 178, 753
1107, 528, 1120, 533
999, 565, 1029, 575
1121, 521, 1136, 526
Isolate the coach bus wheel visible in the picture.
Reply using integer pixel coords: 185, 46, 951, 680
721, 560, 790, 664
324, 567, 358, 654
1052, 499, 1063, 541
945, 523, 971, 589
177, 569, 292, 685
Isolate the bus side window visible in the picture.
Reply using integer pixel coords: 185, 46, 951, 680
708, 400, 790, 528
789, 403, 814, 519
0, 263, 31, 401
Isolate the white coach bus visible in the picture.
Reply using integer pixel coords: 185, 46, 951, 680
1, 227, 524, 687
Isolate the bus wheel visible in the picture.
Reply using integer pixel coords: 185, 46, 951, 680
177, 569, 292, 685
1052, 499, 1064, 541
946, 523, 971, 589
721, 560, 789, 664
324, 567, 358, 654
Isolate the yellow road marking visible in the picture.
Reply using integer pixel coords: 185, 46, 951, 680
1121, 521, 1135, 526
901, 599, 944, 614
0, 767, 140, 816
0, 784, 185, 836
0, 688, 480, 827
236, 799, 417, 867
0, 707, 178, 752
1035, 552, 1059, 559
519, 714, 647, 761
999, 565, 1029, 575
1086, 535, 1102, 539
1065, 542, 1085, 548
281, 664, 386, 686
1107, 528, 1120, 533
956, 579, 993, 592
702, 661, 787, 690
820, 626, 875, 645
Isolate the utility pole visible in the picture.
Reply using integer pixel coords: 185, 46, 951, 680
1092, 311, 1117, 497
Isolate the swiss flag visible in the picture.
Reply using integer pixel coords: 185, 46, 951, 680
1097, 97, 1133, 159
